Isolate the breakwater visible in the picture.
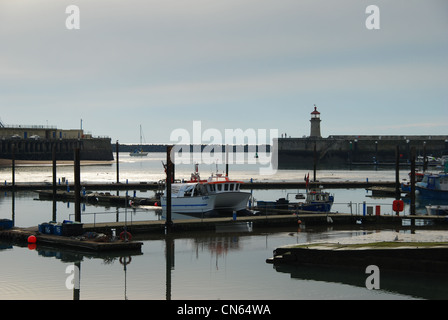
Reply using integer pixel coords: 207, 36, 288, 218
276, 135, 448, 169
0, 137, 113, 164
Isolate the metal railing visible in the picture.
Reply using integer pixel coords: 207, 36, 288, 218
0, 124, 57, 129
331, 201, 394, 216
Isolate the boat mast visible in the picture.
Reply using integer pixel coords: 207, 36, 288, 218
139, 125, 142, 149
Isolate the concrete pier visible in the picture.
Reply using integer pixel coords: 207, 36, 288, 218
276, 135, 448, 169
275, 107, 448, 169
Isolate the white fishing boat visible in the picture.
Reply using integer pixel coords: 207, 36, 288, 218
161, 165, 251, 216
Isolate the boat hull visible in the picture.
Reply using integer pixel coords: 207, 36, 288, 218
129, 152, 148, 157
161, 195, 217, 214
214, 192, 251, 212
416, 187, 448, 200
298, 202, 333, 212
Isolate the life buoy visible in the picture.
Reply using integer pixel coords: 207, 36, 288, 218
119, 231, 132, 241
119, 256, 132, 265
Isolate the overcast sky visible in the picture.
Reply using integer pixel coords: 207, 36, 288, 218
1, 0, 447, 144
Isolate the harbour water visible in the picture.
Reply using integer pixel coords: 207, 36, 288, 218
1, 153, 447, 300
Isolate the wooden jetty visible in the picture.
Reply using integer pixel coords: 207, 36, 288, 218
75, 212, 448, 235
36, 190, 159, 207
1, 212, 446, 253
0, 180, 396, 192
366, 186, 407, 197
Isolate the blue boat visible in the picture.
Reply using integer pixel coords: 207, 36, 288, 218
298, 190, 334, 212
416, 173, 448, 200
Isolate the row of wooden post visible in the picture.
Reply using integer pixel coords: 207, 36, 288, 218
9, 143, 417, 227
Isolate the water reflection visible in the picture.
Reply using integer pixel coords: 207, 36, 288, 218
1, 225, 444, 300
33, 243, 143, 300
272, 263, 448, 300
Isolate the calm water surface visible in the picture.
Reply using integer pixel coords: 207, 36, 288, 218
2, 225, 447, 300
0, 153, 447, 300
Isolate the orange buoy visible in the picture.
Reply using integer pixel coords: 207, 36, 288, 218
28, 235, 37, 243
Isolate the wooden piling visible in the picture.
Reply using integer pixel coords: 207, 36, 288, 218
410, 147, 416, 215
116, 140, 119, 183
313, 142, 317, 182
52, 145, 57, 221
395, 145, 400, 215
74, 148, 81, 222
11, 143, 15, 190
52, 146, 57, 198
225, 144, 229, 177
166, 146, 173, 232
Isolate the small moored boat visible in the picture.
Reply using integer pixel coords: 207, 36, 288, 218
257, 188, 334, 213
161, 165, 252, 216
416, 172, 448, 200
129, 125, 148, 157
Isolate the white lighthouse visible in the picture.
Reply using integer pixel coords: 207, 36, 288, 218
309, 105, 321, 138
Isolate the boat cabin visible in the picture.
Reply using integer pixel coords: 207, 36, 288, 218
170, 181, 242, 198
171, 183, 208, 198
306, 190, 333, 203
206, 181, 241, 194
419, 173, 448, 191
